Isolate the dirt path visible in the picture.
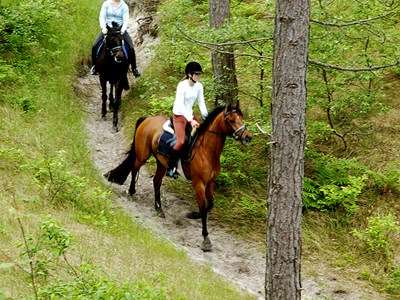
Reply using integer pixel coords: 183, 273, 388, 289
76, 9, 385, 300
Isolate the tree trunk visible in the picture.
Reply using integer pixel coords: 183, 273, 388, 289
265, 0, 309, 298
208, 0, 238, 106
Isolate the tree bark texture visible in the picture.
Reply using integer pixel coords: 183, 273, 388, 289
265, 0, 309, 298
208, 0, 238, 105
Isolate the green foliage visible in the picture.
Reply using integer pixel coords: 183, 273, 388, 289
11, 216, 74, 283
306, 121, 334, 145
0, 146, 27, 173
0, 60, 19, 90
352, 213, 400, 260
137, 78, 170, 101
38, 264, 170, 300
232, 195, 266, 219
148, 95, 175, 116
215, 170, 234, 190
303, 152, 377, 214
386, 268, 400, 294
156, 0, 272, 105
5, 216, 170, 299
306, 0, 399, 147
30, 150, 117, 229
0, 0, 60, 58
304, 175, 366, 214
385, 160, 400, 191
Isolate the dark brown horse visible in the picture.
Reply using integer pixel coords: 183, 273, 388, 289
96, 22, 129, 132
104, 102, 252, 251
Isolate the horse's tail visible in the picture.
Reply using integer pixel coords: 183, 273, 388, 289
104, 116, 147, 184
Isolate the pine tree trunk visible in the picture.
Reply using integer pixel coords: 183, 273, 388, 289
265, 0, 310, 298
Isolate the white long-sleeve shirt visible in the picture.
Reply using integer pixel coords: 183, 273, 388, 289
172, 79, 208, 122
99, 0, 129, 34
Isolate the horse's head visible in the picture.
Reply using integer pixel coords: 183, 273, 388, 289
223, 101, 252, 145
105, 22, 125, 63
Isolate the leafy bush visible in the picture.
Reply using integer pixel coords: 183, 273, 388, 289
0, 0, 59, 56
304, 174, 367, 214
303, 152, 373, 214
385, 161, 400, 191
352, 213, 400, 263
38, 264, 170, 300
8, 216, 74, 284
386, 268, 400, 294
4, 216, 170, 299
30, 150, 117, 229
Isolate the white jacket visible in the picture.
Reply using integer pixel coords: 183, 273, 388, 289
172, 79, 208, 122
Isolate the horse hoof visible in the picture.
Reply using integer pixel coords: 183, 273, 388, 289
186, 211, 201, 219
112, 126, 119, 133
101, 115, 106, 121
201, 236, 212, 252
157, 210, 165, 218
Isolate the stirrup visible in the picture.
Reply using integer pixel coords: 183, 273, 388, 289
166, 168, 178, 179
90, 66, 99, 75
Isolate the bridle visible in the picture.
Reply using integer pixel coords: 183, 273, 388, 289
190, 107, 249, 160
104, 30, 125, 63
223, 109, 247, 141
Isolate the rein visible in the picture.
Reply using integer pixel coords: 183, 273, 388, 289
104, 30, 125, 63
190, 108, 246, 160
206, 109, 247, 140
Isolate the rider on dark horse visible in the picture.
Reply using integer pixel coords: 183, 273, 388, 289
90, 0, 140, 78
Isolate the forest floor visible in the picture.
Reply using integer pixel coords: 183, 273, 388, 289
75, 9, 388, 300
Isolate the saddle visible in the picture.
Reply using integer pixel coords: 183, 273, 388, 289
157, 119, 198, 162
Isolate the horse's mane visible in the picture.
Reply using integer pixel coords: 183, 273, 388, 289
196, 105, 226, 135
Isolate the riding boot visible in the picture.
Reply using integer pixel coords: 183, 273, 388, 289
129, 49, 140, 77
91, 47, 98, 75
166, 149, 180, 179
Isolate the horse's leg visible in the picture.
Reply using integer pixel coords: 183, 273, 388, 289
193, 181, 212, 252
112, 83, 122, 132
187, 181, 215, 220
100, 77, 107, 119
108, 83, 114, 112
205, 181, 215, 212
128, 157, 141, 196
152, 160, 166, 218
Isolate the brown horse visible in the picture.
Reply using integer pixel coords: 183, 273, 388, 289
104, 102, 252, 251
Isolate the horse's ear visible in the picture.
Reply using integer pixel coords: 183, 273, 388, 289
233, 100, 240, 109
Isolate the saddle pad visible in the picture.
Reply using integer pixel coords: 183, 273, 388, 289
96, 43, 104, 56
157, 131, 176, 157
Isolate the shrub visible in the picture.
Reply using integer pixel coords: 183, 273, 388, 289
352, 213, 400, 260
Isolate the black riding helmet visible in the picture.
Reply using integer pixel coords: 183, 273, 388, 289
185, 61, 203, 75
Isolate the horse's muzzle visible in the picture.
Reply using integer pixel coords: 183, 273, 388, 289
241, 132, 252, 145
233, 126, 252, 145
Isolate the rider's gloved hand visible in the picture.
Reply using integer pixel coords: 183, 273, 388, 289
102, 28, 108, 35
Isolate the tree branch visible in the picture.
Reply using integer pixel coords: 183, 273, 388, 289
309, 59, 400, 71
310, 12, 395, 27
176, 25, 400, 71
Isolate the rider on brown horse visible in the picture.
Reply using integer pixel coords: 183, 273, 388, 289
166, 62, 208, 179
